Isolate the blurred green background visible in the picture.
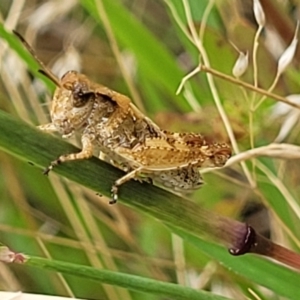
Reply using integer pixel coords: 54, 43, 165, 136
0, 0, 300, 299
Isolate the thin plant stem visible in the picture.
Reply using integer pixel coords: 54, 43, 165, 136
163, 0, 198, 47
182, 0, 201, 48
172, 234, 186, 286
252, 25, 263, 88
182, 83, 202, 113
181, 0, 254, 187
249, 110, 254, 150
256, 161, 300, 228
250, 24, 263, 181
176, 65, 201, 95
199, 0, 215, 41
254, 71, 281, 111
200, 65, 300, 110
4, 0, 25, 30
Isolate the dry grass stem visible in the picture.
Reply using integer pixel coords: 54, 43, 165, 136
226, 143, 300, 167
200, 65, 300, 110
180, 0, 254, 186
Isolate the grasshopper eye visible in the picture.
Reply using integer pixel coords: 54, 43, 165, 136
73, 92, 94, 108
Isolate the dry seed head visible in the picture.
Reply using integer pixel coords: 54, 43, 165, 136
277, 23, 299, 75
232, 51, 249, 78
0, 245, 15, 263
253, 0, 265, 27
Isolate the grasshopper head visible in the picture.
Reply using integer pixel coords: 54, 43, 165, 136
50, 70, 96, 136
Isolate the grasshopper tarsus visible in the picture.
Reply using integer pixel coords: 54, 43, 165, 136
110, 186, 118, 204
43, 158, 61, 175
43, 166, 52, 176
109, 198, 118, 205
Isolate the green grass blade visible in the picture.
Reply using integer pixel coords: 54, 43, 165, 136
15, 255, 229, 300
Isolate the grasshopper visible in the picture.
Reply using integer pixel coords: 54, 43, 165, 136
14, 32, 231, 204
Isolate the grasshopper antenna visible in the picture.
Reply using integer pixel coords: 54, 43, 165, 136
13, 30, 61, 87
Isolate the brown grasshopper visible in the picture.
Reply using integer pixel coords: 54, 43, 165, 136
14, 32, 231, 204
